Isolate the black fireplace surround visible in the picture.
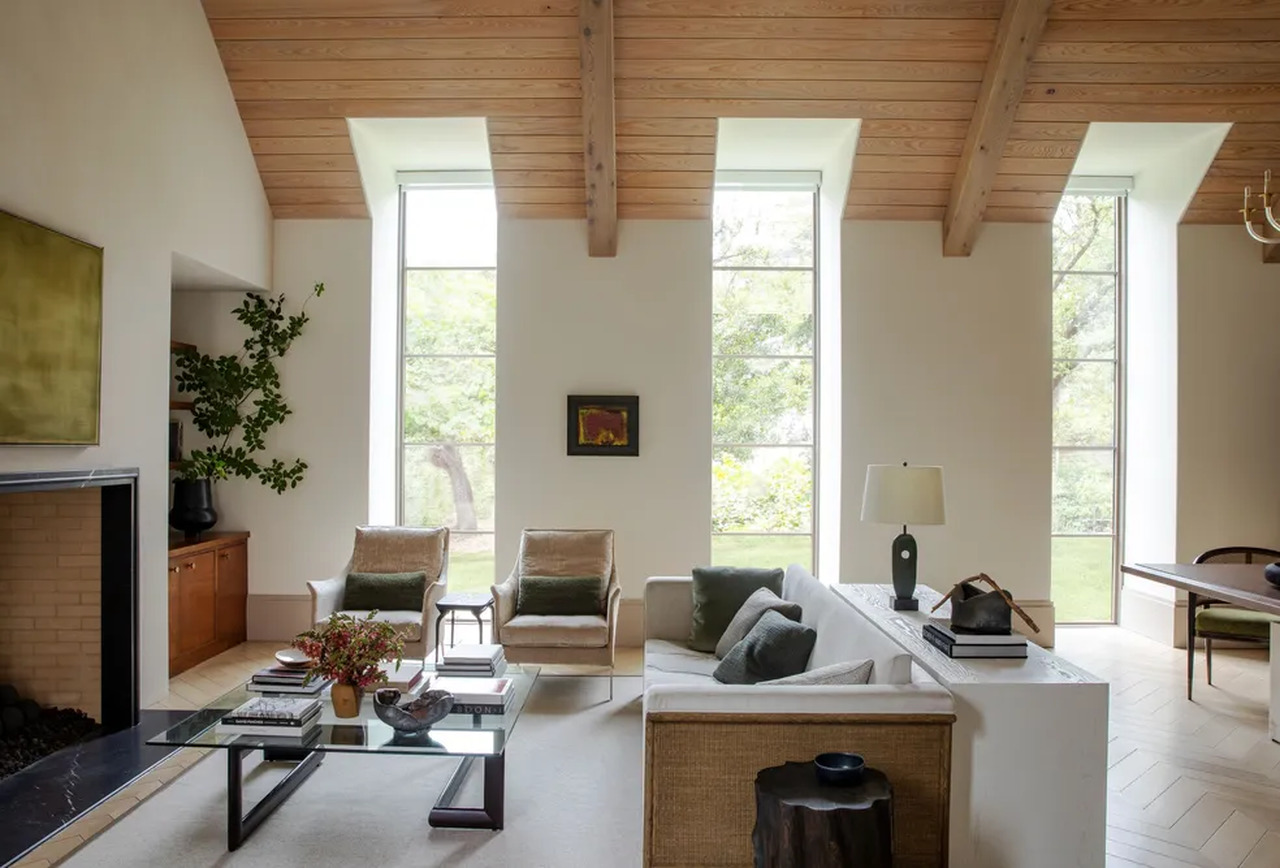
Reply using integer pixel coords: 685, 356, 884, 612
0, 468, 140, 732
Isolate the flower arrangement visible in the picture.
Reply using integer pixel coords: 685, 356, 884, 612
292, 612, 405, 689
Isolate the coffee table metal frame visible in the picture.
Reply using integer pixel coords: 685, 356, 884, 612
147, 663, 538, 850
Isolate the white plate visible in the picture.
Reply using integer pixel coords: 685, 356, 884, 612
274, 648, 312, 668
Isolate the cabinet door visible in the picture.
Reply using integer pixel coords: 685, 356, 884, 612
168, 559, 181, 667
215, 542, 248, 643
178, 552, 217, 654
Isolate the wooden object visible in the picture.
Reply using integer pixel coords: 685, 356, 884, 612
836, 583, 1108, 868
579, 0, 617, 257
753, 762, 893, 868
168, 531, 249, 675
943, 0, 1052, 256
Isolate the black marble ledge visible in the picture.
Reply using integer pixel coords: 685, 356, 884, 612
0, 468, 139, 493
0, 709, 190, 867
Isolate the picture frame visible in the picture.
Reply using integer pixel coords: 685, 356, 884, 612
566, 395, 639, 457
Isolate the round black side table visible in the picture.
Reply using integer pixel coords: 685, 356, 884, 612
434, 592, 495, 658
752, 761, 893, 868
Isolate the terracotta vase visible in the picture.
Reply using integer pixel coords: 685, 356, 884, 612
330, 681, 364, 718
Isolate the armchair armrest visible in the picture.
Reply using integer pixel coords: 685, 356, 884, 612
307, 575, 346, 625
419, 579, 447, 653
491, 571, 518, 642
644, 576, 694, 641
643, 682, 955, 717
605, 582, 622, 651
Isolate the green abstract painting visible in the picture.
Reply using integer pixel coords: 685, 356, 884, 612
0, 210, 103, 445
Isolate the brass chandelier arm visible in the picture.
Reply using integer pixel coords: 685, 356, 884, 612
1262, 169, 1280, 233
1243, 175, 1280, 244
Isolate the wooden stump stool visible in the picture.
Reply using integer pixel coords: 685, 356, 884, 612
753, 761, 893, 868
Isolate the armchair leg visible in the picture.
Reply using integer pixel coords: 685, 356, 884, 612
609, 667, 614, 701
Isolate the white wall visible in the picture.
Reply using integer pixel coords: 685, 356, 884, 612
171, 221, 373, 610
841, 222, 1055, 633
0, 0, 272, 703
495, 220, 713, 599
1178, 226, 1280, 559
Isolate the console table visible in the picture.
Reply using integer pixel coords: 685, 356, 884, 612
834, 583, 1109, 868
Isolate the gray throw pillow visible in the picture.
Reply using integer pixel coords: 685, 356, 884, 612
715, 587, 802, 659
689, 566, 785, 653
516, 575, 603, 616
761, 659, 875, 686
713, 610, 817, 685
343, 571, 428, 612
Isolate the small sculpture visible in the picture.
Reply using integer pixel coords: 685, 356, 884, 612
372, 688, 454, 733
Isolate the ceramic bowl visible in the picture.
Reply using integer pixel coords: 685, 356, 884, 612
1265, 562, 1280, 589
274, 648, 312, 669
814, 752, 866, 787
373, 688, 454, 733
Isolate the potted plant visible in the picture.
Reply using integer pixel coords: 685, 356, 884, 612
170, 283, 324, 539
292, 612, 405, 718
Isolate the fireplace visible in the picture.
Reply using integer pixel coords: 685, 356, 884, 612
0, 470, 139, 736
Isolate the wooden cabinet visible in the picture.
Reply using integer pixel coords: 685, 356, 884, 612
168, 531, 249, 676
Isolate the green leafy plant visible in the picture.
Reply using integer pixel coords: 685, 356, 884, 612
174, 283, 324, 493
292, 611, 404, 688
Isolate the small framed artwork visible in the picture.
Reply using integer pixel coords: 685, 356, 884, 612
567, 395, 639, 456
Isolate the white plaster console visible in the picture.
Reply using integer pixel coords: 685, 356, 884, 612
835, 583, 1109, 868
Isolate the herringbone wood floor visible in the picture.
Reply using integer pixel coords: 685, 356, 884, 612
1056, 627, 1280, 868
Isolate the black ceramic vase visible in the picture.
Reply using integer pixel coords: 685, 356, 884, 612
169, 478, 217, 540
1265, 562, 1280, 589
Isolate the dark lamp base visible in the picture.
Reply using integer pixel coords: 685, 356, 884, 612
890, 596, 919, 611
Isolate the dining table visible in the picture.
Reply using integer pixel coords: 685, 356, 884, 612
1122, 562, 1280, 743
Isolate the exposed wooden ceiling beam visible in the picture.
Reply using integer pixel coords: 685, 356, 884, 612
580, 0, 617, 257
942, 0, 1053, 257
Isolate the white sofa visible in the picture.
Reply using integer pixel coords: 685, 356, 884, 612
641, 564, 956, 868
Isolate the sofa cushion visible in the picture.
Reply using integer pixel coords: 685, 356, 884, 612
342, 571, 427, 612
1196, 606, 1280, 639
714, 587, 802, 659
350, 525, 446, 578
335, 609, 422, 642
761, 659, 874, 686
644, 639, 721, 688
782, 564, 914, 685
690, 566, 785, 653
516, 575, 604, 616
502, 614, 608, 648
713, 610, 817, 685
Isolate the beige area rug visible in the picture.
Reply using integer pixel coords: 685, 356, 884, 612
64, 677, 643, 868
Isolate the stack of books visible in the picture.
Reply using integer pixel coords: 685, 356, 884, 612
217, 696, 322, 738
429, 676, 514, 715
245, 665, 332, 695
379, 659, 427, 693
922, 619, 1028, 659
437, 644, 507, 678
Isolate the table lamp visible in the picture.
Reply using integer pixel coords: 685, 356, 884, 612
861, 463, 946, 610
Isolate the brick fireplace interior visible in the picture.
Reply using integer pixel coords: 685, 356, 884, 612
0, 489, 104, 722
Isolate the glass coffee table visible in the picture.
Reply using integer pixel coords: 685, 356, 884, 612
147, 664, 539, 850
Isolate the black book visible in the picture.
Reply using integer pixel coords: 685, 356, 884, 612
922, 625, 1028, 659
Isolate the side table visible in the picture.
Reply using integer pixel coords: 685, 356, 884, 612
435, 592, 495, 657
753, 761, 893, 868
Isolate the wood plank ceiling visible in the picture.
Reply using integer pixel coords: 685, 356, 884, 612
205, 0, 1280, 233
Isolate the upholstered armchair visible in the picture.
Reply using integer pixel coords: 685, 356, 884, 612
307, 526, 450, 661
492, 529, 621, 698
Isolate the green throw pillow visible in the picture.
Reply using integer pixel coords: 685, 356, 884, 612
343, 571, 427, 612
517, 575, 603, 617
713, 610, 817, 685
689, 566, 784, 653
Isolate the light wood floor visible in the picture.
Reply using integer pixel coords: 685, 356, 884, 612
31, 625, 1280, 868
1056, 627, 1280, 868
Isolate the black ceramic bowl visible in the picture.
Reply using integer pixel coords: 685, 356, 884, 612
1265, 562, 1280, 589
814, 752, 865, 786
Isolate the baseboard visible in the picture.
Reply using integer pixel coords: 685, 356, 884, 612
247, 594, 312, 642
248, 593, 648, 648
1120, 585, 1180, 647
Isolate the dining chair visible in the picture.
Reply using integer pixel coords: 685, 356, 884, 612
1188, 545, 1280, 699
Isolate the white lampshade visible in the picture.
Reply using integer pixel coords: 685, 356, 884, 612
861, 464, 946, 526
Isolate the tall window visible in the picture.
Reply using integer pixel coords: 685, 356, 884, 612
711, 187, 817, 570
1051, 194, 1124, 623
399, 185, 497, 593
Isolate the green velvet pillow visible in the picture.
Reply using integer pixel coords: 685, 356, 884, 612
343, 571, 428, 612
516, 575, 604, 617
689, 566, 785, 653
